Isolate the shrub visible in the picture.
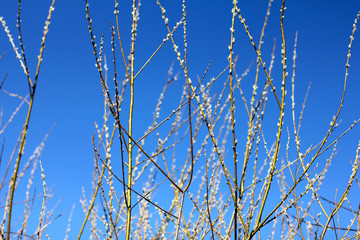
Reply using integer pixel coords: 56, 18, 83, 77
1, 0, 359, 239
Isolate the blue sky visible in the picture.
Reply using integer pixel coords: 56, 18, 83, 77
1, 0, 360, 238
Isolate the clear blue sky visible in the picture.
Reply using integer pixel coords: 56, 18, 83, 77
1, 0, 360, 238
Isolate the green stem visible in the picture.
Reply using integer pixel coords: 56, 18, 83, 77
6, 95, 34, 240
